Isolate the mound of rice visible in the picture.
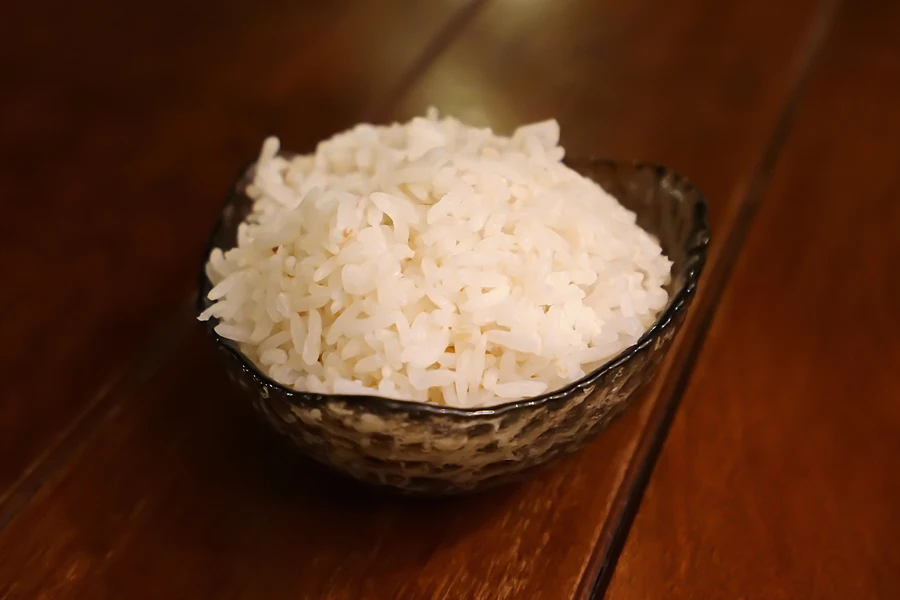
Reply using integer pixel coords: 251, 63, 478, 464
199, 110, 671, 407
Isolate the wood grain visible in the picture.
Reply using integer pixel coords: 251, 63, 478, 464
606, 1, 900, 598
0, 0, 474, 501
0, 0, 832, 598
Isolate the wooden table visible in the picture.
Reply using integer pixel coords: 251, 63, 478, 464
1, 0, 897, 598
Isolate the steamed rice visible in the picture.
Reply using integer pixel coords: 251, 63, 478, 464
199, 109, 672, 407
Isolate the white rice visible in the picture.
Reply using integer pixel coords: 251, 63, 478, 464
199, 109, 672, 407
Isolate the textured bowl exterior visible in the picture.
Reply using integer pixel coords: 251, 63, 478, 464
199, 158, 710, 494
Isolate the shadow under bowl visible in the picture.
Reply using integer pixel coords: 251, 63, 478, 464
198, 156, 710, 495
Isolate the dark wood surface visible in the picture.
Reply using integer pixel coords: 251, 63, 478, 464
0, 0, 471, 502
606, 0, 900, 598
1, 0, 895, 598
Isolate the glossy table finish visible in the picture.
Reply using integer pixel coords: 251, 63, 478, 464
606, 1, 900, 597
1, 0, 896, 598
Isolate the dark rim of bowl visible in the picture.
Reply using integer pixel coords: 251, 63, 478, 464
197, 157, 710, 417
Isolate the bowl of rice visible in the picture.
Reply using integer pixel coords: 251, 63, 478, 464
198, 110, 709, 494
